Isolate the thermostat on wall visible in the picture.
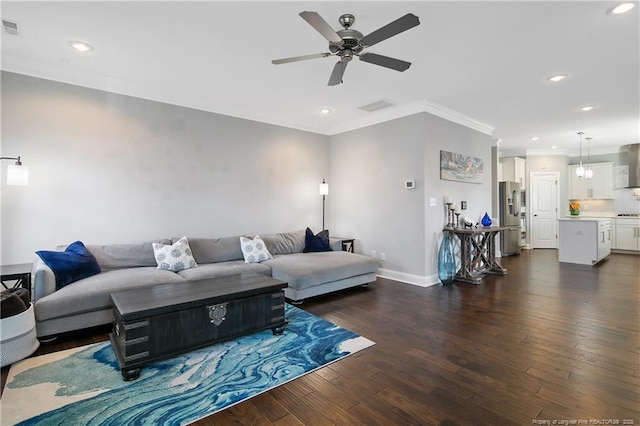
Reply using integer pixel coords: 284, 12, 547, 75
405, 180, 416, 189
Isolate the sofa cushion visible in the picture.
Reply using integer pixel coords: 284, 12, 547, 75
264, 251, 378, 291
240, 236, 273, 263
87, 239, 171, 270
175, 236, 244, 264
303, 228, 332, 253
34, 267, 186, 322
261, 230, 305, 255
153, 237, 198, 272
176, 261, 271, 281
36, 241, 101, 290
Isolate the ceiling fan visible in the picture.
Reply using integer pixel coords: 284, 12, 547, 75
272, 11, 420, 86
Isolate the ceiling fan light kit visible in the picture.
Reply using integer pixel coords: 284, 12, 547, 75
272, 11, 420, 86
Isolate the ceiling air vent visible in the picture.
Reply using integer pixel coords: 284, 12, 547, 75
2, 20, 19, 36
358, 99, 395, 112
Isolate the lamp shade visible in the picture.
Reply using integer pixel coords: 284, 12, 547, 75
7, 164, 29, 186
319, 180, 329, 195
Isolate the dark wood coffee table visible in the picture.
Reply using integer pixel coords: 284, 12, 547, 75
109, 272, 287, 380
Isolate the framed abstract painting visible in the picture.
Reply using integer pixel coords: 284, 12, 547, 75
440, 150, 483, 184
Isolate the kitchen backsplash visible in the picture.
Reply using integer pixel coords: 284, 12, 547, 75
614, 188, 640, 214
572, 199, 615, 217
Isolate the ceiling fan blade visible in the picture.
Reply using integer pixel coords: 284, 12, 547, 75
360, 13, 420, 47
299, 11, 343, 44
359, 53, 412, 72
328, 60, 348, 86
272, 53, 330, 65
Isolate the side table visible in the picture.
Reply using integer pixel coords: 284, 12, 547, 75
1, 263, 33, 291
331, 237, 355, 253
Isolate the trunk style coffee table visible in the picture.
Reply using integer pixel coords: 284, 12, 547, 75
109, 272, 287, 380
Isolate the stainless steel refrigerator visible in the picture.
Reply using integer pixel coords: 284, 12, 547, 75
499, 181, 521, 256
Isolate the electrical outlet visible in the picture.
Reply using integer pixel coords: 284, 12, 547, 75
371, 250, 376, 258
380, 252, 386, 260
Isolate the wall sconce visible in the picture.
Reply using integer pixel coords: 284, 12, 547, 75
1, 156, 29, 186
319, 179, 329, 230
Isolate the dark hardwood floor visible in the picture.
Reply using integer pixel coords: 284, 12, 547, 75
2, 250, 639, 425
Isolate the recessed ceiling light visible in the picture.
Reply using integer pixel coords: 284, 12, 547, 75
551, 145, 558, 149
531, 137, 539, 141
547, 74, 567, 82
69, 41, 93, 52
580, 105, 596, 111
320, 108, 331, 114
609, 3, 635, 15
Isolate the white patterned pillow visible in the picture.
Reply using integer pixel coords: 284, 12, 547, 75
152, 237, 198, 272
240, 235, 273, 263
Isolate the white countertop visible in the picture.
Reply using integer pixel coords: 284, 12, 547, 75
559, 217, 611, 222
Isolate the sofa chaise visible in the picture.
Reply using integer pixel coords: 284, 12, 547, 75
32, 230, 378, 338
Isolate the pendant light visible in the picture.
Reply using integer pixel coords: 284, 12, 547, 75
585, 137, 593, 180
576, 132, 585, 178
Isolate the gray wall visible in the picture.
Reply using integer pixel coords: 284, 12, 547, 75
422, 113, 494, 282
329, 114, 426, 278
2, 72, 495, 284
1, 72, 329, 264
329, 112, 493, 284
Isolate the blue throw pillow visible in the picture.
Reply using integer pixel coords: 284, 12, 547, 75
36, 241, 101, 290
303, 228, 333, 253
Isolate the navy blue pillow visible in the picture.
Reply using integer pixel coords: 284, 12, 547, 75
303, 228, 333, 253
36, 241, 101, 290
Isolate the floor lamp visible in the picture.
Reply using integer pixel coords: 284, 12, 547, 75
319, 179, 329, 230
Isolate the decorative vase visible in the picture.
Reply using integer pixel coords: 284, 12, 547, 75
481, 212, 492, 227
569, 202, 580, 216
437, 232, 456, 286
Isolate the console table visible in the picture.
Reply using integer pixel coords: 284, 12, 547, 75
446, 227, 508, 284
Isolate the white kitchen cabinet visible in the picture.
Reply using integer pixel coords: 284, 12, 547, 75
569, 165, 589, 199
597, 220, 611, 261
611, 219, 617, 248
568, 162, 614, 199
614, 218, 640, 251
558, 218, 611, 265
501, 157, 526, 189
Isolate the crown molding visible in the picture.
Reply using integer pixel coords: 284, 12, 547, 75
326, 99, 495, 136
421, 99, 495, 136
525, 148, 568, 157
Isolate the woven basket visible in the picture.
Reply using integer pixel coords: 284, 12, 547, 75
1, 304, 40, 367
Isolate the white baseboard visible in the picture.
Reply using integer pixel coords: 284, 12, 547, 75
376, 268, 440, 287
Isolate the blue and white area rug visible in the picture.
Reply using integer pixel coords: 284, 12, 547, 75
1, 305, 374, 425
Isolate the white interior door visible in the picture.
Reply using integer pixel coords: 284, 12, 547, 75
531, 172, 559, 249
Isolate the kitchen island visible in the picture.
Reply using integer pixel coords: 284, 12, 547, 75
558, 217, 611, 265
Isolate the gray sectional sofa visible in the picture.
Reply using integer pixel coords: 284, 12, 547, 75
32, 230, 378, 338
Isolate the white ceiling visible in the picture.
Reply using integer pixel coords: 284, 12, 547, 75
2, 1, 638, 157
